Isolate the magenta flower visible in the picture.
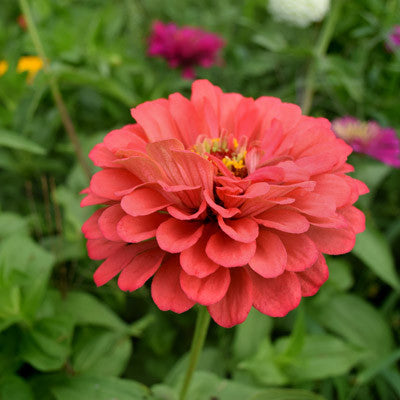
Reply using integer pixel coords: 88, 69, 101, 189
332, 117, 400, 167
386, 25, 400, 52
148, 21, 225, 79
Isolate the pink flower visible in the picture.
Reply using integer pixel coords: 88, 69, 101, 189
148, 21, 225, 79
81, 80, 368, 328
332, 117, 400, 168
386, 25, 400, 52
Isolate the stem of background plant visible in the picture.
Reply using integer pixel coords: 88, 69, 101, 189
179, 306, 211, 400
18, 0, 92, 181
301, 0, 344, 115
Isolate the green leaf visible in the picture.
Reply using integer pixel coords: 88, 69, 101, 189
233, 308, 273, 360
55, 291, 128, 332
51, 375, 151, 400
20, 315, 74, 371
248, 389, 326, 400
309, 294, 394, 362
0, 129, 46, 154
238, 338, 288, 386
0, 235, 55, 321
0, 213, 29, 238
352, 224, 400, 290
168, 371, 325, 400
72, 328, 132, 376
325, 257, 353, 291
0, 375, 34, 400
276, 334, 364, 382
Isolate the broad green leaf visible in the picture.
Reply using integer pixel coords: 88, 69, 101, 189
72, 328, 132, 376
20, 315, 74, 371
357, 348, 400, 384
0, 235, 55, 320
275, 334, 364, 382
51, 375, 151, 400
0, 375, 34, 400
0, 129, 46, 154
54, 291, 128, 332
0, 213, 29, 238
325, 257, 353, 291
171, 372, 325, 400
233, 308, 273, 360
310, 294, 394, 362
238, 338, 288, 386
248, 389, 326, 400
352, 224, 400, 290
166, 347, 227, 386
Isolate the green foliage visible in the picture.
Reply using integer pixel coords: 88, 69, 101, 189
0, 0, 399, 399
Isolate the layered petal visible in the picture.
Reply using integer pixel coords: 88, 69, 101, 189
249, 230, 287, 278
251, 270, 301, 317
208, 268, 253, 328
180, 267, 230, 305
206, 230, 256, 268
151, 256, 195, 313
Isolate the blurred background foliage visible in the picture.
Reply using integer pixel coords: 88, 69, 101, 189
0, 0, 399, 399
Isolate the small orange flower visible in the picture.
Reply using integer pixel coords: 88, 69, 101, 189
17, 56, 43, 83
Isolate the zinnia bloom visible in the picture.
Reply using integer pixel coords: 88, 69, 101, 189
385, 25, 400, 52
82, 80, 367, 328
148, 21, 225, 79
268, 0, 330, 28
332, 117, 400, 168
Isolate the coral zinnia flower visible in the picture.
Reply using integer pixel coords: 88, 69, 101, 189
332, 117, 400, 168
82, 80, 368, 328
148, 21, 225, 79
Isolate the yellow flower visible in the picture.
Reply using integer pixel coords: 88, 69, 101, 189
0, 60, 8, 76
17, 56, 43, 83
0, 56, 43, 83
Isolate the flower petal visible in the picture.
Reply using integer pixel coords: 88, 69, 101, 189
250, 270, 301, 317
217, 215, 259, 243
82, 209, 103, 239
156, 218, 204, 253
249, 230, 287, 278
279, 232, 319, 271
337, 205, 365, 234
89, 143, 117, 168
90, 169, 141, 200
117, 213, 168, 243
255, 208, 310, 234
296, 253, 329, 297
151, 256, 195, 313
180, 230, 219, 278
86, 238, 124, 260
206, 230, 256, 268
307, 225, 356, 255
207, 268, 253, 328
118, 248, 165, 291
180, 267, 231, 305
98, 204, 125, 241
94, 241, 156, 286
121, 187, 171, 216
313, 174, 352, 208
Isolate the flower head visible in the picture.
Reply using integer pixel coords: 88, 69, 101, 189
386, 25, 400, 52
148, 21, 225, 79
0, 56, 43, 83
268, 0, 330, 28
332, 117, 400, 168
82, 80, 368, 328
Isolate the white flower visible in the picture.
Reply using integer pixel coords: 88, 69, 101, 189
268, 0, 331, 28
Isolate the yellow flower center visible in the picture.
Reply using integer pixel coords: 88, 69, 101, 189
193, 135, 248, 177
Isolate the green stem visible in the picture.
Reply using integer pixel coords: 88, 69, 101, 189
18, 0, 92, 181
179, 306, 211, 400
301, 0, 344, 115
